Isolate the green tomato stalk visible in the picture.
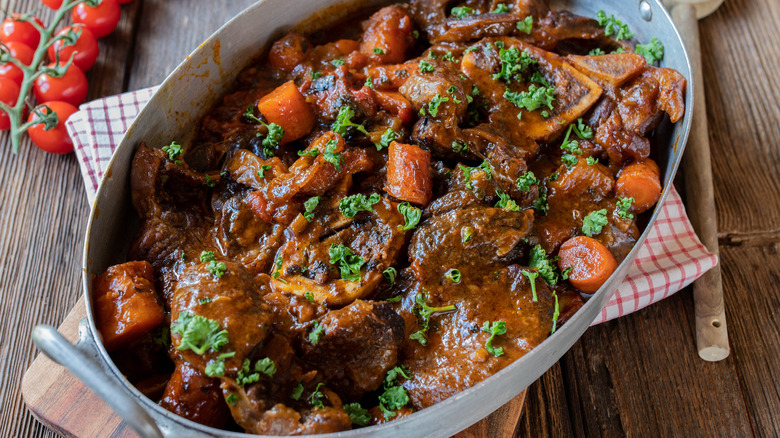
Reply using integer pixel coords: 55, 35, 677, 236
0, 0, 98, 153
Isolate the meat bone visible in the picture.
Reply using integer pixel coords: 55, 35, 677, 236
661, 0, 729, 361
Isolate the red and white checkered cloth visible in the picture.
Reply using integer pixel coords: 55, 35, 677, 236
65, 88, 718, 325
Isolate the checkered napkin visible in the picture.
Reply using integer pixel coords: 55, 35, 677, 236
65, 88, 718, 325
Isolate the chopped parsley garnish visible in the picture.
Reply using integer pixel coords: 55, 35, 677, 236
582, 208, 609, 237
482, 320, 507, 357
332, 106, 369, 137
205, 174, 216, 187
495, 188, 520, 211
398, 202, 422, 230
200, 251, 227, 278
589, 48, 606, 56
383, 267, 397, 285
364, 76, 374, 89
452, 140, 468, 154
561, 154, 578, 167
255, 357, 276, 378
422, 93, 449, 118
311, 72, 322, 79
171, 312, 229, 355
418, 59, 435, 73
410, 291, 456, 345
427, 51, 437, 60
236, 358, 261, 386
291, 382, 304, 400
586, 157, 599, 165
304, 291, 315, 303
226, 393, 238, 406
310, 382, 326, 408
616, 197, 635, 219
373, 48, 385, 55
521, 269, 540, 302
450, 6, 474, 19
344, 402, 371, 426
504, 85, 555, 112
529, 244, 560, 286
198, 297, 212, 305
386, 295, 403, 303
574, 118, 593, 139
534, 185, 549, 214
529, 71, 550, 86
596, 10, 635, 41
517, 171, 540, 191
204, 352, 235, 377
492, 46, 537, 83
339, 192, 381, 218
162, 141, 184, 165
636, 37, 664, 64
323, 139, 343, 171
257, 164, 271, 179
445, 268, 461, 283
491, 3, 510, 13
516, 16, 533, 34
377, 128, 398, 151
462, 227, 474, 242
303, 196, 321, 222
551, 291, 560, 334
443, 51, 456, 62
331, 58, 345, 67
378, 366, 411, 419
458, 160, 493, 189
308, 321, 325, 344
243, 106, 285, 156
297, 148, 319, 157
328, 244, 365, 282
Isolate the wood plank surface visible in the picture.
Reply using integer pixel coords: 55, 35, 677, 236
1, 0, 779, 437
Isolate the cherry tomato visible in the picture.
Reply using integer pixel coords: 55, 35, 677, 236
0, 41, 35, 85
27, 101, 78, 154
42, 0, 63, 9
33, 62, 89, 106
0, 14, 44, 49
48, 25, 99, 71
0, 78, 21, 130
72, 0, 121, 39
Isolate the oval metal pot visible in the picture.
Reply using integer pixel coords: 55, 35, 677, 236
32, 0, 693, 436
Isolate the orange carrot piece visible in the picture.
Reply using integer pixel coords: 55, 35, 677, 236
268, 33, 309, 71
334, 39, 360, 55
94, 261, 164, 351
359, 6, 414, 64
558, 236, 618, 293
384, 141, 433, 205
257, 81, 315, 144
615, 160, 662, 214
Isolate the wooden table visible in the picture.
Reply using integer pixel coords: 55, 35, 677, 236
1, 0, 778, 436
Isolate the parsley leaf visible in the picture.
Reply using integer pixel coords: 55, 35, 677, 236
383, 267, 397, 285
344, 402, 371, 426
304, 291, 315, 303
561, 154, 578, 167
332, 106, 369, 137
323, 139, 343, 171
310, 382, 326, 408
528, 244, 559, 286
398, 202, 422, 230
504, 85, 556, 112
271, 254, 284, 280
596, 10, 635, 41
551, 291, 560, 334
303, 196, 321, 222
616, 197, 635, 219
328, 244, 365, 282
226, 393, 238, 406
410, 291, 456, 345
636, 37, 664, 64
378, 366, 411, 418
589, 48, 606, 56
373, 48, 385, 55
450, 6, 474, 19
340, 192, 381, 218
255, 357, 276, 378
586, 157, 598, 165
491, 3, 510, 13
291, 382, 304, 400
492, 46, 537, 83
297, 148, 319, 158
243, 107, 285, 156
582, 209, 609, 237
462, 227, 474, 242
331, 58, 345, 67
517, 171, 540, 191
204, 174, 216, 187
199, 251, 227, 278
364, 76, 374, 89
162, 141, 184, 165
482, 320, 507, 357
458, 160, 493, 189
418, 59, 435, 73
171, 312, 229, 355
445, 268, 461, 283
257, 164, 271, 179
377, 128, 398, 151
516, 16, 533, 34
451, 140, 468, 154
424, 93, 449, 118
495, 188, 520, 211
308, 321, 325, 344
236, 358, 261, 386
521, 269, 540, 302
443, 51, 456, 62
534, 185, 549, 214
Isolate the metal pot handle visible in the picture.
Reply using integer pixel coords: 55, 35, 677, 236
32, 323, 164, 438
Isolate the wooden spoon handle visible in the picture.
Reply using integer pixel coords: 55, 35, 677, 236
672, 4, 730, 361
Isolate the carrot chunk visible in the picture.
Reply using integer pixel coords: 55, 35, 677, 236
94, 261, 164, 350
268, 33, 309, 71
558, 236, 618, 293
256, 81, 315, 144
359, 6, 414, 64
384, 141, 433, 205
615, 160, 662, 214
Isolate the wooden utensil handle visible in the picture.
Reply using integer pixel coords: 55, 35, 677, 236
672, 4, 730, 361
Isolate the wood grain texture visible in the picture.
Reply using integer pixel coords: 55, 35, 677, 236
2, 0, 779, 436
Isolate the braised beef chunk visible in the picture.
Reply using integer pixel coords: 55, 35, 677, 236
101, 2, 685, 433
301, 301, 405, 400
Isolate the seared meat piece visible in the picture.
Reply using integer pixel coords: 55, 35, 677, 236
169, 262, 274, 373
160, 361, 231, 428
617, 66, 686, 135
221, 334, 352, 435
301, 300, 405, 400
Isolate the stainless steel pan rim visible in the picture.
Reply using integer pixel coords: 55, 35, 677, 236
34, 0, 693, 436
